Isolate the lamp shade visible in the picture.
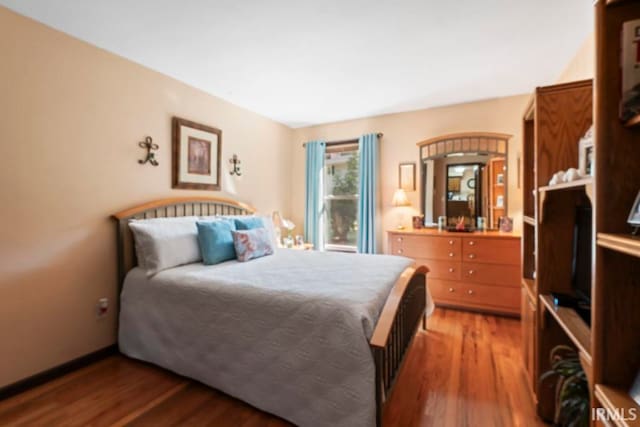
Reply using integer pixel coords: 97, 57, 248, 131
392, 188, 411, 207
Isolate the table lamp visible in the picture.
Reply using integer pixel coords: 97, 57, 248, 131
392, 188, 411, 230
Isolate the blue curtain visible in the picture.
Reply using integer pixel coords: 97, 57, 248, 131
357, 133, 379, 254
304, 140, 326, 249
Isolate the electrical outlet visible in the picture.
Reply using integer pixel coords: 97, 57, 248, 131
96, 298, 109, 318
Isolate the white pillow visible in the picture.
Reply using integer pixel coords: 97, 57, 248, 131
200, 214, 279, 247
129, 216, 200, 276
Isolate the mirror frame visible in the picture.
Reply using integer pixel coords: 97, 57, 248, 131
416, 132, 512, 226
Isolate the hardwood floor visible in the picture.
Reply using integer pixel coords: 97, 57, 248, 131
0, 309, 545, 426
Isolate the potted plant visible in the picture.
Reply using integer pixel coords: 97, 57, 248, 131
540, 345, 590, 427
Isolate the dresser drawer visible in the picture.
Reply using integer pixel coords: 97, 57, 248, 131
462, 237, 520, 265
416, 258, 461, 280
462, 262, 520, 287
429, 279, 520, 313
391, 234, 461, 260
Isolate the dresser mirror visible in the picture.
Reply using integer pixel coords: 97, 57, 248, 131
417, 133, 511, 229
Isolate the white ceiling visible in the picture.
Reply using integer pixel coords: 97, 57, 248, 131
0, 0, 592, 128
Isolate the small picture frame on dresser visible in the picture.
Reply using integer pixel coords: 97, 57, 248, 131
499, 217, 513, 233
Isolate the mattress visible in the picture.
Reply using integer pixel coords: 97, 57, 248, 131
119, 249, 430, 427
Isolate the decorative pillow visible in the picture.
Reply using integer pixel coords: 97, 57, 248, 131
234, 216, 264, 230
231, 228, 275, 262
202, 214, 278, 247
196, 219, 237, 265
128, 216, 200, 276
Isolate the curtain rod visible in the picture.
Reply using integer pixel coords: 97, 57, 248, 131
302, 133, 383, 147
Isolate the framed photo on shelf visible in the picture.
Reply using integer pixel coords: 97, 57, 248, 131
578, 125, 594, 177
172, 117, 222, 190
628, 190, 640, 228
496, 173, 504, 185
620, 19, 640, 122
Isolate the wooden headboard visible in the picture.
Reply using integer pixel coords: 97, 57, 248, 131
112, 197, 256, 284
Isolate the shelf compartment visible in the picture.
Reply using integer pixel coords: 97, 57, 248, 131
539, 294, 591, 361
538, 178, 594, 194
595, 384, 640, 427
598, 233, 640, 259
538, 178, 594, 223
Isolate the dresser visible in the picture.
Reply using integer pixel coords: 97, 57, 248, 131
387, 229, 521, 316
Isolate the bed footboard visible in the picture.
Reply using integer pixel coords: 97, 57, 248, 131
369, 265, 428, 427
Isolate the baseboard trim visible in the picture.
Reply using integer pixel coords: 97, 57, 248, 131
0, 344, 117, 400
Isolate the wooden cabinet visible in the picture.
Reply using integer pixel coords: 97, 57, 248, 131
521, 287, 536, 398
388, 229, 521, 316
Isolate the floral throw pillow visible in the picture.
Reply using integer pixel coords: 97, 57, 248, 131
231, 227, 275, 262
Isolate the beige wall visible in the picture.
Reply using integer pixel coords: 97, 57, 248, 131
0, 7, 293, 387
291, 94, 531, 253
557, 34, 595, 83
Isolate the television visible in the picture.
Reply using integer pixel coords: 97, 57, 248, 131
571, 205, 593, 324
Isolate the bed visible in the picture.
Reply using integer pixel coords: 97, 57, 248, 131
113, 197, 430, 427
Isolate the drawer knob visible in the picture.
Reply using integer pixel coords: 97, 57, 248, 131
468, 253, 476, 259
449, 252, 455, 257
448, 267, 455, 273
397, 249, 403, 254
468, 270, 475, 275
397, 237, 403, 242
448, 287, 455, 293
468, 290, 474, 295
448, 240, 454, 245
468, 241, 476, 246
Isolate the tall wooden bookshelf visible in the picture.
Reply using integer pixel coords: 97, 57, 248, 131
520, 80, 593, 420
592, 1, 640, 425
522, 2, 640, 425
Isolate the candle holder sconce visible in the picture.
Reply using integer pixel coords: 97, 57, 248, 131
138, 136, 159, 166
229, 154, 242, 176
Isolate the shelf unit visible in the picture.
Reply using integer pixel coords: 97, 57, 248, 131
598, 233, 640, 258
488, 157, 506, 228
595, 385, 640, 427
519, 79, 593, 420
521, 2, 640, 425
592, 0, 640, 424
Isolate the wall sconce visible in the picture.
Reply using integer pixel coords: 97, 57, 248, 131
138, 136, 159, 166
229, 154, 242, 176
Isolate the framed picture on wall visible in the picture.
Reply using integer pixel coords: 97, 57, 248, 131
172, 117, 222, 190
399, 162, 416, 191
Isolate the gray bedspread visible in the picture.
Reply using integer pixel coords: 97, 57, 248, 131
119, 249, 416, 427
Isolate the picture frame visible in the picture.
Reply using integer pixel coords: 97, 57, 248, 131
172, 117, 222, 190
448, 177, 461, 193
499, 216, 513, 233
399, 162, 416, 191
628, 190, 640, 227
631, 369, 640, 406
496, 173, 504, 185
578, 126, 595, 177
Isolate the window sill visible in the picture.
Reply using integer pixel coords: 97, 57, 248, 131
324, 244, 357, 253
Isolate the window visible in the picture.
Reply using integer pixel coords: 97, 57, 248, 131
322, 145, 359, 252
